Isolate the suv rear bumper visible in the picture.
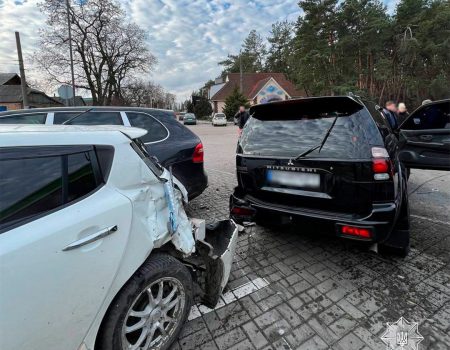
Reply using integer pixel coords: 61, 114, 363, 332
230, 188, 398, 243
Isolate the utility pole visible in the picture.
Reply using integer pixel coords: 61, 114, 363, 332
66, 0, 76, 106
15, 32, 29, 109
239, 49, 243, 93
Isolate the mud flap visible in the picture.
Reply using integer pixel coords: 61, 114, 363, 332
193, 220, 238, 308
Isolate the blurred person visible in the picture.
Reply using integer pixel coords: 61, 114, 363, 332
235, 105, 250, 135
383, 101, 399, 129
398, 102, 409, 124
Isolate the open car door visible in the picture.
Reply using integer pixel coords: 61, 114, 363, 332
398, 99, 450, 170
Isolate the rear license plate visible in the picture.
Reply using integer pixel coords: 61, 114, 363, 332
266, 170, 320, 190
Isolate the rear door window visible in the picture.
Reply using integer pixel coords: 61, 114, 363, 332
0, 147, 100, 230
0, 113, 47, 124
53, 111, 122, 125
127, 112, 168, 143
241, 98, 382, 159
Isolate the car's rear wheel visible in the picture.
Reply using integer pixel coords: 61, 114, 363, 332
96, 253, 193, 350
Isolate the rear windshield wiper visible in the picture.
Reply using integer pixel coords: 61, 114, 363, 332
62, 108, 93, 125
295, 114, 340, 160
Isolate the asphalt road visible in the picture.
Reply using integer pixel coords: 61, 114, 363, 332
186, 123, 450, 224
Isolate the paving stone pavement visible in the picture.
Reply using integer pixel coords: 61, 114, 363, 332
171, 171, 450, 350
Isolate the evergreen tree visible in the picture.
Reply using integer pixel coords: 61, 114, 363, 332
291, 0, 339, 96
222, 87, 250, 119
266, 21, 294, 74
219, 30, 266, 75
193, 98, 213, 118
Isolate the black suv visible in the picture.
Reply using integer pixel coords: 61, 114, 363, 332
230, 97, 450, 256
0, 107, 208, 199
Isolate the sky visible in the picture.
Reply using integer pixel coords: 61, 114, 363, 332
0, 0, 398, 101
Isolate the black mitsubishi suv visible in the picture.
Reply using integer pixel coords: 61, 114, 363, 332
230, 96, 450, 256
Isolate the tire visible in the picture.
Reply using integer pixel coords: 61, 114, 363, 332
96, 253, 193, 350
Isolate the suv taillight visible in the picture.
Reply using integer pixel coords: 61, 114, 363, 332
371, 147, 392, 180
192, 143, 204, 163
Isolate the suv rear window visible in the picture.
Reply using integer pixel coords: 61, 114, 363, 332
241, 98, 382, 159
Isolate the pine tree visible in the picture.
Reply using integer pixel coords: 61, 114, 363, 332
219, 30, 266, 75
222, 87, 250, 119
266, 21, 294, 74
193, 98, 213, 119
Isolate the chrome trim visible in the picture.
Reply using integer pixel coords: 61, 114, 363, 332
62, 225, 118, 251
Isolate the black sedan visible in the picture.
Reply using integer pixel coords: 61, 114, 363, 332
0, 107, 208, 199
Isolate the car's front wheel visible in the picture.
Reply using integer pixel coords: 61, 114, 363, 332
96, 253, 193, 350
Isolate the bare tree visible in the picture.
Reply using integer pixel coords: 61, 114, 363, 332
34, 0, 156, 105
121, 79, 175, 109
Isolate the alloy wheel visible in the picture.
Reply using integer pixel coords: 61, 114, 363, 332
121, 277, 186, 350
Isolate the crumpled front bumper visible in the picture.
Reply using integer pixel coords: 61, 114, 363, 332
190, 219, 239, 307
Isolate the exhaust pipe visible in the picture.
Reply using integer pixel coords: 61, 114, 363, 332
368, 243, 378, 254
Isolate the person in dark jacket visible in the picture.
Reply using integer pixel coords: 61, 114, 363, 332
383, 101, 399, 130
236, 106, 250, 133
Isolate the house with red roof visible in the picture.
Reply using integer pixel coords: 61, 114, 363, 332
208, 73, 305, 114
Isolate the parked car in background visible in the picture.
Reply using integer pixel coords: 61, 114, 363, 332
0, 124, 238, 350
212, 113, 227, 126
0, 107, 208, 199
183, 113, 197, 125
230, 97, 450, 256
177, 111, 186, 121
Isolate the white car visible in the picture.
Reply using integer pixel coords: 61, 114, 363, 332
212, 113, 227, 126
0, 125, 238, 350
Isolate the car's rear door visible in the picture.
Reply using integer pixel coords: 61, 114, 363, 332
0, 146, 132, 350
398, 100, 450, 170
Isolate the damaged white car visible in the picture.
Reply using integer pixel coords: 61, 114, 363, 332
0, 125, 238, 350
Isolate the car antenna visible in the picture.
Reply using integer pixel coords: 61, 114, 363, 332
62, 108, 94, 125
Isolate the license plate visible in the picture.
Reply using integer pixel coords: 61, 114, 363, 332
266, 170, 320, 189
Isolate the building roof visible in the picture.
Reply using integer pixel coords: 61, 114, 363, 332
210, 73, 305, 101
0, 73, 22, 86
0, 85, 63, 105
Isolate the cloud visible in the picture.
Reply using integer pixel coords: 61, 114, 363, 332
0, 0, 394, 101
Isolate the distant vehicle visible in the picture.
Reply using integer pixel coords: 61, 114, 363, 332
0, 107, 207, 199
183, 113, 197, 125
212, 113, 227, 127
0, 124, 238, 350
178, 111, 186, 121
234, 114, 239, 125
230, 97, 450, 257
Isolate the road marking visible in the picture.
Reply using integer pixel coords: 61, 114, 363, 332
411, 214, 450, 226
188, 277, 270, 321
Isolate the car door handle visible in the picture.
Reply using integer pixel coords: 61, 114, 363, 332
419, 135, 433, 141
62, 225, 118, 251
